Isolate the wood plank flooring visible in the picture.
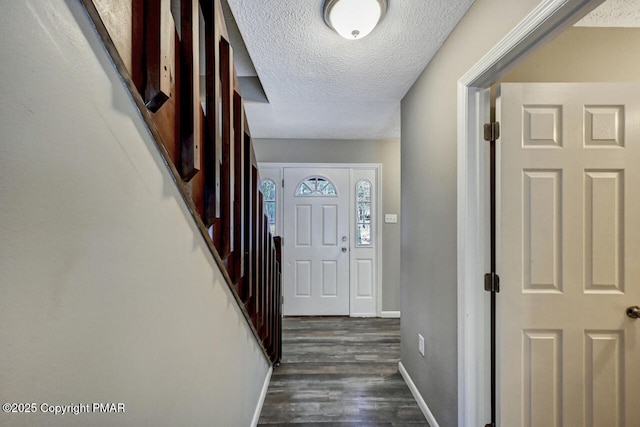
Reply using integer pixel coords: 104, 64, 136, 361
258, 317, 429, 426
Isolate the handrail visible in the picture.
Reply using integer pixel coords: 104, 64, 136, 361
80, 0, 282, 365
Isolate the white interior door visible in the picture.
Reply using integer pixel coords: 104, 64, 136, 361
283, 167, 350, 315
497, 83, 640, 426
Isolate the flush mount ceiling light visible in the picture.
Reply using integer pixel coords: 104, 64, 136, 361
323, 0, 388, 40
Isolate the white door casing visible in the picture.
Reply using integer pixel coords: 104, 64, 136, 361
497, 83, 640, 426
283, 167, 350, 316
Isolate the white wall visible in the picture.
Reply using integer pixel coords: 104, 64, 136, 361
0, 1, 269, 426
254, 138, 401, 312
400, 0, 544, 425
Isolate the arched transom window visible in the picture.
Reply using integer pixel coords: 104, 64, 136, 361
295, 176, 337, 197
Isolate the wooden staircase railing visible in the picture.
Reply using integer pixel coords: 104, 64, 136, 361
81, 0, 282, 364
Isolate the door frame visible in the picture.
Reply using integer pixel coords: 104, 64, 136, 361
456, 0, 605, 425
258, 162, 383, 317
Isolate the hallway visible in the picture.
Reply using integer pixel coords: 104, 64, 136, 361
258, 317, 429, 426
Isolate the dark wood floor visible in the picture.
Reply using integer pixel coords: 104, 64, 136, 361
258, 317, 429, 426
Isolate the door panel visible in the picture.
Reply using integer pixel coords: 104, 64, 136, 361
522, 169, 561, 292
295, 261, 311, 296
283, 167, 350, 315
322, 261, 338, 296
497, 83, 640, 426
355, 259, 373, 297
585, 171, 623, 292
585, 330, 624, 426
322, 205, 338, 246
523, 329, 562, 427
295, 205, 312, 246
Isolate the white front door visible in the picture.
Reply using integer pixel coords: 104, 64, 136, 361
283, 167, 350, 315
497, 83, 640, 426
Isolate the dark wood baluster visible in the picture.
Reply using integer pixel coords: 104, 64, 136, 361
257, 191, 265, 333
272, 235, 277, 352
274, 236, 282, 364
202, 0, 218, 229
88, 0, 142, 81
267, 234, 274, 351
264, 228, 271, 347
178, 0, 201, 181
242, 133, 253, 303
143, 0, 171, 112
262, 214, 269, 341
232, 91, 245, 287
250, 166, 259, 325
272, 239, 278, 357
219, 37, 233, 259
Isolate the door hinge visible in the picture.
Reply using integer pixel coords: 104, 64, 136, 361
484, 122, 500, 142
484, 272, 500, 293
282, 179, 284, 188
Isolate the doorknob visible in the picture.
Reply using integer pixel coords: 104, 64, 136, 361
627, 306, 640, 319
341, 247, 347, 253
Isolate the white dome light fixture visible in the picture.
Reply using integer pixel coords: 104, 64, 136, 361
323, 0, 388, 40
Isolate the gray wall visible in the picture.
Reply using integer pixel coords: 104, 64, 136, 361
254, 138, 401, 312
400, 0, 544, 425
0, 1, 269, 426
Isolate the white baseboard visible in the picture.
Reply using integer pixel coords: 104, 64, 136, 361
381, 311, 401, 318
398, 361, 439, 427
250, 366, 273, 427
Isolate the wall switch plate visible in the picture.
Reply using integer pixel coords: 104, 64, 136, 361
418, 334, 425, 357
385, 214, 398, 223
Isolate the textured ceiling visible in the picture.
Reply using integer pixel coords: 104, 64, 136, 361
576, 0, 640, 27
226, 0, 475, 140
